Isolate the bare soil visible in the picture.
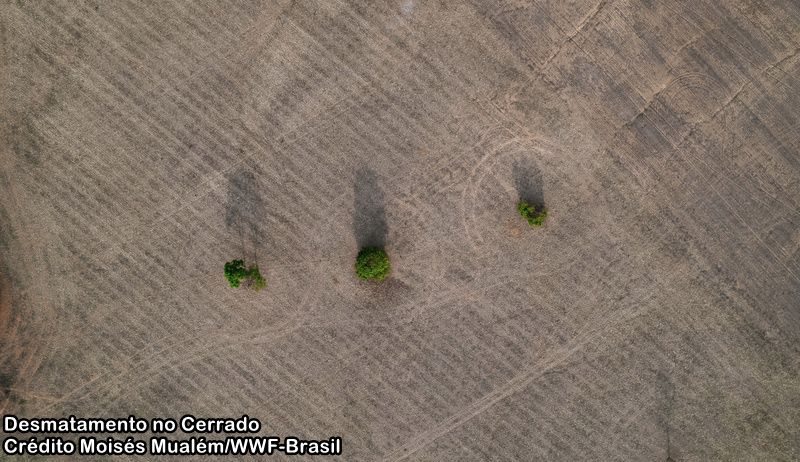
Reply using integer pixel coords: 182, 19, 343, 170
1, 1, 799, 460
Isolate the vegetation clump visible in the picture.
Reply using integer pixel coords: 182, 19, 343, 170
517, 200, 548, 227
224, 259, 266, 291
355, 247, 391, 281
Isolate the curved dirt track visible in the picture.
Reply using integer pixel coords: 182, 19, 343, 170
2, 1, 800, 460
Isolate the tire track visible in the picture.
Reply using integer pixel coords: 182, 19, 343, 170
381, 292, 661, 461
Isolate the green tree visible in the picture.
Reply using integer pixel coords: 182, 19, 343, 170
355, 247, 391, 281
517, 200, 548, 227
224, 259, 266, 290
224, 259, 248, 288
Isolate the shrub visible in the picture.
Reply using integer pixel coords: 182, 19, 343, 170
517, 200, 547, 227
224, 259, 248, 288
249, 266, 266, 291
355, 247, 391, 281
224, 259, 266, 290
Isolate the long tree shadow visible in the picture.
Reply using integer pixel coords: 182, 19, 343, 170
225, 169, 265, 261
513, 158, 545, 207
353, 168, 387, 249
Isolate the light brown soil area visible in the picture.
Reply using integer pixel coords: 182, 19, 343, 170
1, 1, 799, 460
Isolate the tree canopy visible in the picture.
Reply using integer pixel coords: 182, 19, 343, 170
355, 247, 391, 281
224, 259, 266, 290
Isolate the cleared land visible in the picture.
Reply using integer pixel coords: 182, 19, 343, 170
2, 1, 799, 460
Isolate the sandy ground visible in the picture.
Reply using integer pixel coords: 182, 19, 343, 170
1, 1, 799, 460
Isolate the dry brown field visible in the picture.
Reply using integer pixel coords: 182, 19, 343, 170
1, 0, 799, 460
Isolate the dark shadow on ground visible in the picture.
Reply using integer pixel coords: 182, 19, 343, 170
513, 158, 545, 206
353, 168, 387, 249
225, 169, 265, 260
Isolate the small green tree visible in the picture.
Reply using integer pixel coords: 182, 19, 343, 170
355, 247, 391, 281
517, 200, 547, 227
224, 259, 266, 290
224, 260, 248, 288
